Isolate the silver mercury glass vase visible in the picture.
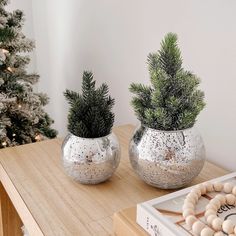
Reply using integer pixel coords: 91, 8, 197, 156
61, 132, 120, 184
129, 126, 205, 189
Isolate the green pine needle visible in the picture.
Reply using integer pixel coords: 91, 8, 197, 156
64, 71, 115, 138
130, 32, 205, 131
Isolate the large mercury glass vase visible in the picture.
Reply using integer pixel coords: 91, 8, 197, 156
129, 126, 205, 189
62, 132, 120, 184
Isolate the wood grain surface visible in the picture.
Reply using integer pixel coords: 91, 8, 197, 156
0, 182, 23, 236
0, 125, 229, 236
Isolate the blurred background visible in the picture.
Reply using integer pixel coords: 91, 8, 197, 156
7, 0, 236, 171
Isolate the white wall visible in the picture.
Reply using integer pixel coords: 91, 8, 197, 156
31, 0, 236, 171
32, 0, 73, 135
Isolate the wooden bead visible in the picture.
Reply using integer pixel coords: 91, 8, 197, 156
198, 184, 207, 195
184, 198, 191, 204
192, 221, 205, 235
206, 215, 217, 225
206, 203, 218, 211
224, 183, 233, 194
203, 182, 214, 192
191, 187, 202, 198
226, 194, 236, 205
183, 208, 195, 219
212, 217, 223, 231
186, 192, 199, 203
215, 194, 226, 205
183, 182, 236, 236
214, 232, 224, 236
232, 186, 236, 195
222, 219, 234, 234
205, 209, 217, 218
183, 202, 195, 211
184, 197, 195, 205
210, 198, 221, 209
185, 195, 195, 204
186, 215, 197, 227
200, 227, 214, 236
213, 182, 223, 192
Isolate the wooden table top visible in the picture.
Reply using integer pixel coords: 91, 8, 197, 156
0, 125, 229, 236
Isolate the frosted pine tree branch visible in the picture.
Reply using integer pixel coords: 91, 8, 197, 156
0, 1, 57, 148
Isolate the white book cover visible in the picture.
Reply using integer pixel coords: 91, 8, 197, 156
137, 172, 236, 236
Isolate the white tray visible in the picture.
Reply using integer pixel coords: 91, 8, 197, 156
137, 172, 236, 236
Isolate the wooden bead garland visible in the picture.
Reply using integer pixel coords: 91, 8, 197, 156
213, 182, 223, 192
192, 221, 205, 234
185, 215, 197, 227
214, 232, 224, 236
211, 218, 223, 231
205, 194, 236, 234
183, 182, 236, 236
206, 215, 217, 225
223, 183, 233, 193
215, 194, 226, 205
232, 186, 236, 195
222, 219, 234, 234
200, 227, 214, 236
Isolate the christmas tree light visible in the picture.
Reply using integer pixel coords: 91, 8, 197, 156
0, 0, 57, 148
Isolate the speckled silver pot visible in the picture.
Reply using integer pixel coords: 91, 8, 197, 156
129, 126, 205, 189
61, 132, 120, 184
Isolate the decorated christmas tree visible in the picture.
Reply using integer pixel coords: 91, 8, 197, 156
0, 0, 57, 148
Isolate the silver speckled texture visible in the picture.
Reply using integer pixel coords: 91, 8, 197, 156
61, 132, 120, 184
129, 126, 205, 189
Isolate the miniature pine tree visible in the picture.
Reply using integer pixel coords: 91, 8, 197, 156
130, 33, 205, 130
64, 71, 115, 138
0, 0, 57, 148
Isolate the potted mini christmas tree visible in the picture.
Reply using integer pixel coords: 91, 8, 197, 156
0, 0, 57, 148
62, 71, 120, 184
129, 33, 206, 189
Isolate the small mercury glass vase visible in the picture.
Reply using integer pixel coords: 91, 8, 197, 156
129, 125, 205, 189
61, 132, 120, 184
